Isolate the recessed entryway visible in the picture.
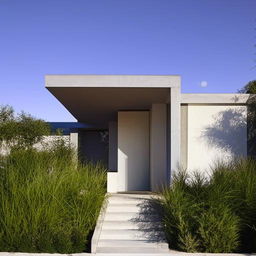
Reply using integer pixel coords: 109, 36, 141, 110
117, 111, 150, 191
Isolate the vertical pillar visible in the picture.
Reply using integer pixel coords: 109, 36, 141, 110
108, 122, 117, 171
70, 132, 78, 162
107, 122, 118, 193
150, 104, 167, 191
170, 87, 181, 182
180, 105, 188, 170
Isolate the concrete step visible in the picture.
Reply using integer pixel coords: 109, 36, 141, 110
101, 221, 162, 230
101, 221, 163, 231
107, 197, 150, 205
106, 205, 141, 213
104, 212, 160, 222
110, 193, 153, 199
97, 239, 169, 250
104, 212, 139, 221
96, 246, 169, 253
100, 229, 165, 240
102, 221, 140, 230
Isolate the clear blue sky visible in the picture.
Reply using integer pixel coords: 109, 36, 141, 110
0, 0, 255, 121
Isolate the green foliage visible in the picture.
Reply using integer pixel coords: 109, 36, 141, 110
0, 144, 106, 253
160, 159, 256, 253
239, 80, 256, 94
0, 105, 14, 122
198, 205, 239, 253
0, 105, 50, 150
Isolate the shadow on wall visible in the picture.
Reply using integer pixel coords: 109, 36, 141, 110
201, 108, 247, 157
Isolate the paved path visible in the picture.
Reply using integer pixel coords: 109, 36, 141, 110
95, 193, 169, 254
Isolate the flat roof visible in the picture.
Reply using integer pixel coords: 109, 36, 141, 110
45, 75, 250, 125
45, 74, 181, 88
45, 75, 180, 125
181, 93, 250, 104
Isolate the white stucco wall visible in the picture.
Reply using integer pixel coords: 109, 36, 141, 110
0, 136, 70, 156
187, 105, 247, 174
118, 111, 150, 191
107, 172, 118, 193
35, 135, 70, 150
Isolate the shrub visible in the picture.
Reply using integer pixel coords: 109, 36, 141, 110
0, 144, 106, 253
238, 80, 256, 94
0, 105, 50, 150
198, 205, 239, 252
161, 172, 201, 252
211, 159, 256, 252
160, 159, 256, 253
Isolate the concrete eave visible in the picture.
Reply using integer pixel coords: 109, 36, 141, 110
181, 93, 251, 105
45, 75, 181, 125
45, 74, 181, 88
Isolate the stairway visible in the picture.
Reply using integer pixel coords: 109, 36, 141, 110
93, 193, 169, 254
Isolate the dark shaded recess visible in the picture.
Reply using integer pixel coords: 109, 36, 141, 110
48, 122, 90, 135
78, 130, 108, 167
247, 95, 256, 157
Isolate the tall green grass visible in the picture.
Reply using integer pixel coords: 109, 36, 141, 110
0, 143, 106, 253
160, 159, 256, 253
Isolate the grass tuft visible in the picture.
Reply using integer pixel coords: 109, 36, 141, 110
160, 158, 256, 253
0, 143, 106, 253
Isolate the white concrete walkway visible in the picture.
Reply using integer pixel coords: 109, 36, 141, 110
94, 193, 169, 254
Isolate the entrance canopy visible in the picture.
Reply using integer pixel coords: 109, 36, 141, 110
45, 75, 180, 126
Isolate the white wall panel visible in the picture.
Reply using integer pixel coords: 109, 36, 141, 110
187, 105, 247, 174
118, 111, 150, 191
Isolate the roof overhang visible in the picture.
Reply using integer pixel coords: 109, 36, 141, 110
46, 75, 181, 126
181, 93, 250, 105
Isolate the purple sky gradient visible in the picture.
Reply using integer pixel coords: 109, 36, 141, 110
0, 0, 255, 121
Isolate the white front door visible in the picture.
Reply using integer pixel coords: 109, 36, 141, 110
117, 111, 150, 191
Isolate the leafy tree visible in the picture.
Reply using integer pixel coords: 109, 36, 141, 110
238, 80, 256, 94
0, 105, 50, 150
0, 105, 14, 122
238, 81, 256, 157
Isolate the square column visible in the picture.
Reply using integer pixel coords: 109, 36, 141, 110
150, 104, 167, 191
170, 87, 181, 182
107, 122, 118, 193
70, 132, 78, 162
108, 121, 117, 171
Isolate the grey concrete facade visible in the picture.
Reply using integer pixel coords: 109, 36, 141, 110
170, 87, 181, 181
46, 75, 250, 192
150, 104, 167, 191
108, 122, 117, 172
180, 105, 188, 170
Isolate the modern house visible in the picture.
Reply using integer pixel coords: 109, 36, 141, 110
46, 75, 249, 193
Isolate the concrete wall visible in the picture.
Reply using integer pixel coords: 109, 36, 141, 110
180, 105, 188, 169
107, 122, 118, 193
186, 105, 247, 174
107, 172, 118, 193
118, 111, 150, 191
170, 87, 181, 179
0, 136, 70, 156
108, 122, 117, 171
150, 104, 167, 191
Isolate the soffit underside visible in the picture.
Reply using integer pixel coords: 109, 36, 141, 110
47, 87, 170, 126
